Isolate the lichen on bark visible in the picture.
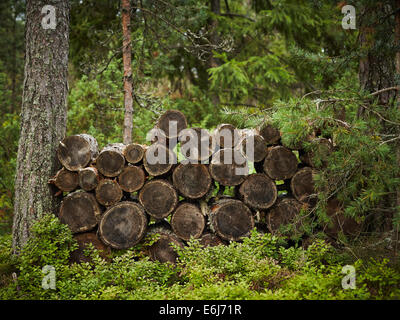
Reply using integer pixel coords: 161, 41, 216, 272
12, 0, 70, 253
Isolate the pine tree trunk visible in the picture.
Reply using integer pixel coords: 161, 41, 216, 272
12, 0, 70, 253
122, 0, 133, 145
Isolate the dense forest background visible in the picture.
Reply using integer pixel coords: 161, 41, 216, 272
0, 0, 400, 300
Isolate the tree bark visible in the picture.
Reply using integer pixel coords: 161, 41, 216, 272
122, 0, 133, 145
357, 4, 396, 117
12, 0, 70, 252
395, 0, 400, 237
208, 0, 221, 106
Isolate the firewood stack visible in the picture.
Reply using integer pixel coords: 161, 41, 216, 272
51, 109, 327, 264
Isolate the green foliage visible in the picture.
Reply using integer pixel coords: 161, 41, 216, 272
357, 258, 400, 299
0, 63, 20, 234
1, 0, 400, 301
1, 218, 399, 300
67, 58, 157, 147
0, 112, 19, 233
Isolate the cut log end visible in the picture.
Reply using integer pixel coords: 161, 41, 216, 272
54, 167, 79, 192
96, 143, 126, 177
118, 165, 146, 192
172, 164, 212, 199
171, 203, 205, 240
99, 201, 148, 249
139, 179, 178, 219
259, 124, 281, 145
238, 173, 277, 209
59, 191, 102, 234
123, 143, 146, 164
210, 199, 254, 241
156, 109, 188, 139
290, 167, 317, 205
324, 198, 362, 238
266, 196, 303, 235
78, 167, 100, 191
95, 179, 123, 207
70, 232, 111, 264
209, 148, 249, 186
300, 138, 333, 168
57, 134, 98, 171
263, 146, 298, 180
147, 224, 184, 264
213, 123, 240, 149
143, 143, 176, 176
198, 232, 225, 247
239, 133, 268, 163
179, 127, 215, 162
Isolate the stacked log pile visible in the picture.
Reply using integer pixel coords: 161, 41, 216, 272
50, 109, 355, 264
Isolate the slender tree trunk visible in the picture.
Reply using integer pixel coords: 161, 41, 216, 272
12, 0, 70, 253
122, 0, 133, 145
208, 0, 221, 106
357, 4, 396, 117
395, 0, 400, 252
